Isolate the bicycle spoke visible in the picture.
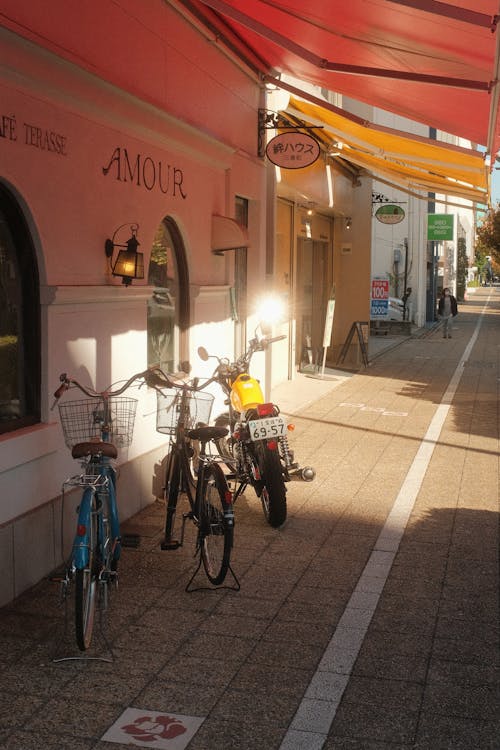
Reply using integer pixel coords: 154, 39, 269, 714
199, 466, 233, 585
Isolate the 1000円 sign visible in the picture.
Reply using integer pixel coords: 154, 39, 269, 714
266, 132, 320, 169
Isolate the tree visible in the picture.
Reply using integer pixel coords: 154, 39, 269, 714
475, 248, 488, 285
456, 236, 467, 300
476, 205, 500, 264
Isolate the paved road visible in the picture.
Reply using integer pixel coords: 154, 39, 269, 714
0, 288, 498, 749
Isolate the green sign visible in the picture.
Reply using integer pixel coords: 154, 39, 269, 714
428, 214, 454, 241
375, 204, 405, 224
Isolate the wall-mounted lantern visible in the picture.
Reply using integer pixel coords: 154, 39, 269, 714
104, 223, 144, 286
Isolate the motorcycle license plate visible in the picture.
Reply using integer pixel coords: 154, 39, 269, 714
248, 416, 286, 441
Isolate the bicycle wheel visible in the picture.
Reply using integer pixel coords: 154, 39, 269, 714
162, 450, 182, 546
165, 450, 181, 505
185, 435, 201, 488
199, 463, 233, 585
254, 442, 287, 528
106, 469, 120, 573
75, 494, 99, 651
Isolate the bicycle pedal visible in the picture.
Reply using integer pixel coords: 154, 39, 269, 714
101, 569, 118, 582
121, 533, 140, 548
161, 539, 181, 550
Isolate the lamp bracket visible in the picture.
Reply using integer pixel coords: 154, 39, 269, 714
104, 238, 115, 258
371, 191, 407, 205
105, 222, 139, 251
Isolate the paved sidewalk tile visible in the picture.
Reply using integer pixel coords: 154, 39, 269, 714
1, 289, 498, 749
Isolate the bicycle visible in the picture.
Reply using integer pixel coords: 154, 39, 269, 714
52, 368, 150, 653
151, 370, 237, 589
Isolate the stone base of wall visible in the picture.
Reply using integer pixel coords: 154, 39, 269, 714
370, 320, 412, 335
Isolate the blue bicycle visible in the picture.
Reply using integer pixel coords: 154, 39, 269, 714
53, 369, 150, 652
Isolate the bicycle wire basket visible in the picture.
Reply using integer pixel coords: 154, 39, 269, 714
156, 388, 214, 436
58, 397, 138, 449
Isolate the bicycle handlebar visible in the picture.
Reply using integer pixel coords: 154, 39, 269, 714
53, 334, 287, 408
52, 367, 166, 409
205, 333, 287, 386
264, 335, 286, 345
143, 367, 218, 395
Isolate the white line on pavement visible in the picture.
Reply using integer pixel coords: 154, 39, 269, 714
279, 298, 489, 750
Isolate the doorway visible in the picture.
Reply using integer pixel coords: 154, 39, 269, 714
234, 196, 249, 355
296, 237, 330, 371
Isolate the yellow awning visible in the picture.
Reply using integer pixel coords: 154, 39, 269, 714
286, 96, 489, 205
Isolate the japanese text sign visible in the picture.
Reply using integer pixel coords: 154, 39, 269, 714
266, 132, 320, 169
427, 214, 454, 241
371, 279, 389, 300
371, 278, 389, 318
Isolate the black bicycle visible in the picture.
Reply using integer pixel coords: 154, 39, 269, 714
151, 370, 236, 587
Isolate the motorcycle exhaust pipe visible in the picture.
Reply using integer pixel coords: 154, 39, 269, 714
288, 466, 316, 482
301, 466, 316, 482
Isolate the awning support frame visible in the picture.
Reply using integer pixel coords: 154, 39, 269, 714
385, 0, 498, 31
258, 108, 323, 157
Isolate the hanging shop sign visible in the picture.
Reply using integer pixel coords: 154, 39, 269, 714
265, 132, 320, 169
375, 204, 405, 224
427, 213, 454, 241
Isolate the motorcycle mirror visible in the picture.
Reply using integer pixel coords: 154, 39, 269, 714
197, 346, 209, 361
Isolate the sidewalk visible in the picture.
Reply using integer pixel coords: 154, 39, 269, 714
0, 290, 498, 749
271, 324, 417, 416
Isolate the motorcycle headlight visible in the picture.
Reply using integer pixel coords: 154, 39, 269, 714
256, 295, 285, 333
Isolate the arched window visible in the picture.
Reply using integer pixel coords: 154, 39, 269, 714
147, 217, 189, 373
0, 184, 40, 433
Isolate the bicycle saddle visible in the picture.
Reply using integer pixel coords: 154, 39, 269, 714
71, 441, 118, 459
187, 426, 228, 442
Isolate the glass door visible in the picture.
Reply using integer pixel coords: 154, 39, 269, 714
296, 238, 329, 371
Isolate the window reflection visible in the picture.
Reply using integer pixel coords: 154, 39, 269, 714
0, 185, 40, 432
147, 222, 178, 373
0, 220, 20, 420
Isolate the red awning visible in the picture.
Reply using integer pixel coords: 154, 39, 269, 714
211, 214, 249, 252
193, 0, 500, 166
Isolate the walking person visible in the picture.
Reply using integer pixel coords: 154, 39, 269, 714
438, 287, 458, 338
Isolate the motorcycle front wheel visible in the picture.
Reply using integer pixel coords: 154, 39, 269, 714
254, 441, 287, 528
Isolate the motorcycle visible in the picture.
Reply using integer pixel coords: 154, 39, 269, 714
198, 333, 315, 528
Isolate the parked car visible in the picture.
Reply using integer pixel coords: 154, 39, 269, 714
387, 297, 404, 320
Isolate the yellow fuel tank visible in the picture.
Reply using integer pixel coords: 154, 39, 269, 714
230, 374, 264, 412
